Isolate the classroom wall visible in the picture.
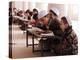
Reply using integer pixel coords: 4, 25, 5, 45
48, 4, 65, 19
12, 1, 79, 20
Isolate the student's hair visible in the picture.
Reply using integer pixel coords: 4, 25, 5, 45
29, 12, 33, 16
33, 14, 38, 20
49, 10, 57, 16
17, 10, 23, 16
25, 9, 30, 13
33, 8, 38, 20
33, 8, 38, 13
61, 16, 68, 24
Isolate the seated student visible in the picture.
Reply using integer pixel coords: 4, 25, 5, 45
36, 10, 48, 30
48, 8, 64, 45
31, 8, 38, 26
17, 10, 23, 17
12, 8, 17, 16
24, 9, 31, 20
12, 8, 18, 24
37, 10, 51, 50
37, 10, 63, 51
33, 8, 38, 21
43, 8, 64, 54
37, 9, 64, 52
20, 10, 33, 31
57, 16, 78, 55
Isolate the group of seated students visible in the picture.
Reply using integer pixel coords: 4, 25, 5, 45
11, 8, 38, 30
12, 8, 78, 55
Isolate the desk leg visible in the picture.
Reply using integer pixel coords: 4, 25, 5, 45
32, 34, 34, 52
26, 30, 28, 47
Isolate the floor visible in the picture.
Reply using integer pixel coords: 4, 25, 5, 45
9, 24, 54, 59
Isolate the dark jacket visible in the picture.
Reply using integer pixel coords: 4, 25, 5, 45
54, 26, 78, 55
64, 26, 78, 54
39, 18, 64, 50
49, 18, 64, 45
36, 22, 47, 30
49, 18, 62, 35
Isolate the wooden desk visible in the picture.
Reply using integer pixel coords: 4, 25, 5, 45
13, 16, 29, 22
26, 27, 54, 56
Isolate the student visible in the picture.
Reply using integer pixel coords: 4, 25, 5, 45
48, 8, 63, 36
47, 8, 64, 50
36, 10, 48, 30
17, 10, 23, 17
38, 9, 63, 53
33, 8, 38, 21
25, 9, 31, 20
13, 8, 17, 15
12, 8, 18, 24
57, 16, 78, 55
37, 10, 51, 50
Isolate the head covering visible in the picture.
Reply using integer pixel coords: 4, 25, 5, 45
66, 16, 72, 26
50, 8, 59, 16
61, 16, 72, 26
38, 10, 47, 19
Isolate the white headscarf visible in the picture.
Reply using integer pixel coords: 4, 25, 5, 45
38, 10, 47, 19
50, 8, 59, 16
65, 16, 72, 26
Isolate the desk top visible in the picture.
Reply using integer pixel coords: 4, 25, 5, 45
27, 27, 54, 38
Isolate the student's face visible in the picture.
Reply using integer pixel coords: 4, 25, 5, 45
48, 11, 53, 18
61, 20, 64, 25
60, 20, 66, 31
41, 16, 49, 25
33, 11, 38, 15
